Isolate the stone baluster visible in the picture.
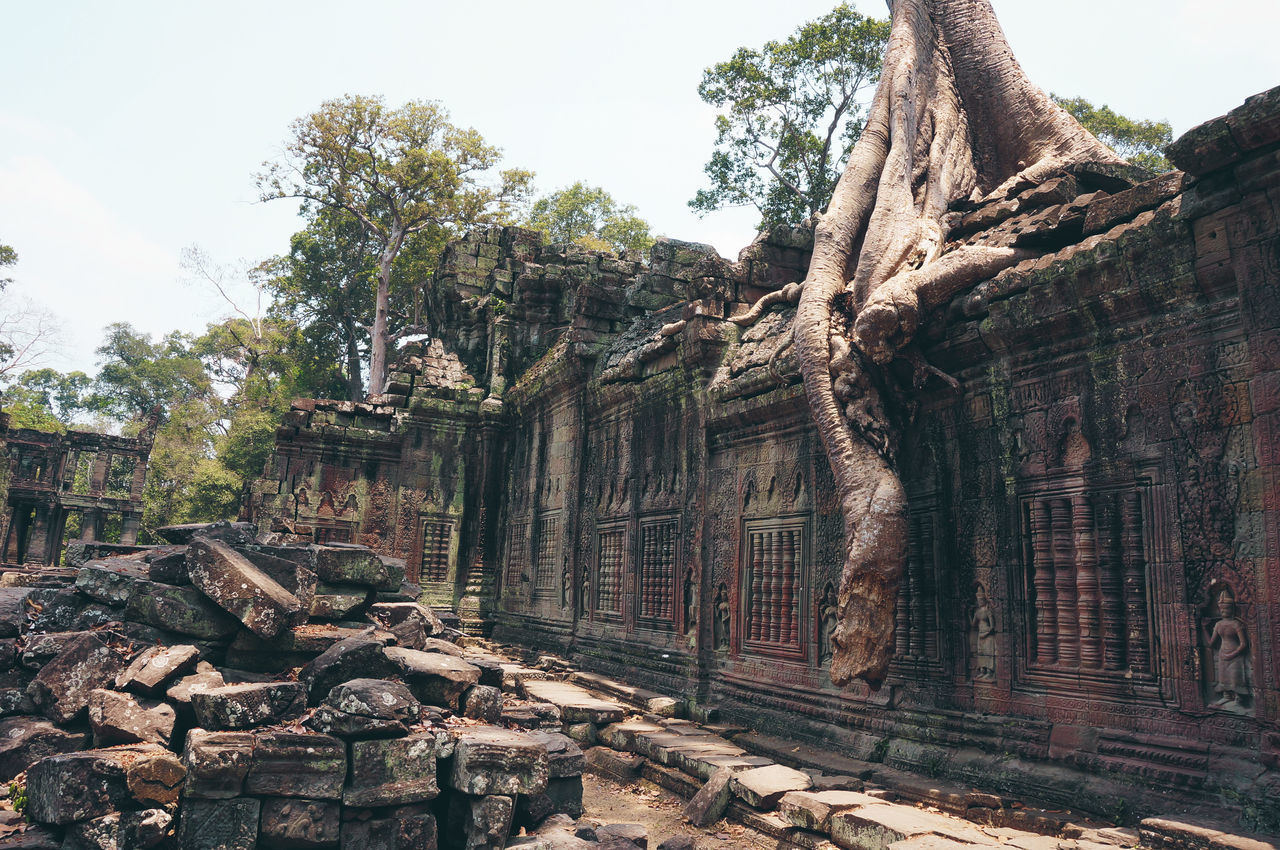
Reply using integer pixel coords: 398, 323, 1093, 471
768, 530, 783, 643
1030, 500, 1057, 665
1121, 492, 1150, 672
921, 515, 938, 659
749, 532, 764, 642
780, 528, 796, 645
1051, 497, 1079, 666
908, 516, 925, 658
1096, 494, 1127, 670
1073, 493, 1103, 669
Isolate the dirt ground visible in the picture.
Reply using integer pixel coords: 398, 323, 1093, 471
576, 773, 776, 849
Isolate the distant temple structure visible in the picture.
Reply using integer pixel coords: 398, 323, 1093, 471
251, 88, 1280, 824
0, 410, 158, 567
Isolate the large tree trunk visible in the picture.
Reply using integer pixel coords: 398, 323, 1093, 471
367, 229, 406, 398
790, 0, 1124, 687
343, 318, 364, 402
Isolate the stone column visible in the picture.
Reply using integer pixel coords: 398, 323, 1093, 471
79, 509, 101, 542
24, 503, 52, 565
120, 514, 141, 546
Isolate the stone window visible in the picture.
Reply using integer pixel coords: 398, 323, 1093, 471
637, 516, 678, 627
594, 522, 627, 618
504, 517, 530, 590
418, 519, 453, 584
742, 517, 806, 657
895, 510, 941, 663
533, 511, 560, 599
1023, 488, 1151, 677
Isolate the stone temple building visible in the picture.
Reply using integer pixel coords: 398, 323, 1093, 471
250, 88, 1280, 825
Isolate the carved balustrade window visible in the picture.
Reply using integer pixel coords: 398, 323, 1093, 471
637, 516, 679, 629
418, 519, 453, 584
532, 511, 561, 599
593, 522, 627, 618
895, 510, 942, 664
504, 517, 530, 591
741, 517, 807, 658
1022, 488, 1152, 680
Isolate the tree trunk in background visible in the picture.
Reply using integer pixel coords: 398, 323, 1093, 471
792, 0, 1123, 687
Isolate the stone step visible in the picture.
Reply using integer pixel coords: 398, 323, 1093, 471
518, 679, 627, 725
567, 670, 684, 717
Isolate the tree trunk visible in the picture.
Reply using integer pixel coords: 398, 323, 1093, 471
790, 0, 1124, 687
367, 229, 406, 398
344, 320, 364, 402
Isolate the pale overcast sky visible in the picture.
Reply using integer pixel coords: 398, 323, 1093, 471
2, 0, 1278, 376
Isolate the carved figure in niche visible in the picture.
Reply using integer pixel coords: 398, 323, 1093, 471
1058, 418, 1091, 468
294, 487, 310, 512
819, 583, 838, 664
1207, 586, 1252, 714
317, 491, 336, 518
972, 584, 996, 681
713, 584, 730, 651
342, 493, 358, 516
580, 570, 591, 618
560, 556, 571, 610
683, 569, 697, 637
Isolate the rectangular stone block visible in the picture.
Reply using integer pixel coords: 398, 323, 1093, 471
448, 725, 549, 796
187, 537, 303, 639
245, 732, 346, 800
344, 734, 439, 807
177, 797, 260, 850
183, 730, 255, 799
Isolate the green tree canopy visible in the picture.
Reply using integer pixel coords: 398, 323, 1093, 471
525, 182, 655, 254
0, 241, 16, 289
258, 95, 534, 396
92, 323, 213, 422
690, 4, 889, 227
1053, 94, 1173, 173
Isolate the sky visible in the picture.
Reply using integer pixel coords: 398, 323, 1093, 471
2, 0, 1278, 377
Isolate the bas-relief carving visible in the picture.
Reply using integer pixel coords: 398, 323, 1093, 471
819, 582, 837, 665
713, 583, 730, 651
972, 584, 996, 681
1205, 585, 1254, 715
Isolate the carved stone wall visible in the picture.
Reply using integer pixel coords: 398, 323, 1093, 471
253, 89, 1280, 828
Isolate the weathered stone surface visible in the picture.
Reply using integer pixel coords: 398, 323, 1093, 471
526, 731, 585, 778
26, 633, 132, 724
144, 546, 188, 584
245, 731, 346, 799
442, 793, 514, 850
309, 544, 391, 587
0, 716, 88, 779
368, 601, 444, 637
259, 797, 341, 849
191, 681, 306, 730
449, 725, 550, 796
384, 646, 480, 709
344, 734, 438, 806
125, 749, 187, 806
829, 804, 986, 850
340, 811, 437, 850
462, 684, 503, 723
158, 520, 256, 546
501, 702, 563, 730
684, 766, 736, 827
75, 561, 149, 607
584, 746, 643, 782
309, 583, 372, 620
115, 643, 199, 694
519, 679, 625, 724
123, 580, 240, 639
182, 729, 255, 798
20, 630, 93, 670
87, 688, 175, 746
596, 823, 648, 847
299, 638, 397, 704
25, 745, 167, 825
1083, 171, 1189, 235
731, 763, 812, 809
516, 775, 585, 827
780, 790, 886, 831
325, 677, 419, 721
165, 666, 226, 708
62, 808, 171, 850
176, 797, 260, 850
187, 537, 302, 639
0, 588, 33, 638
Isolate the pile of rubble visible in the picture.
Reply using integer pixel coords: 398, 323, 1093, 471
0, 522, 667, 849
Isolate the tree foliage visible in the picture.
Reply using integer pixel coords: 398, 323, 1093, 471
0, 241, 16, 289
258, 95, 533, 395
690, 4, 889, 227
1053, 94, 1173, 172
525, 182, 654, 254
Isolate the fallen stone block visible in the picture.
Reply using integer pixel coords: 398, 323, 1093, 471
442, 793, 514, 850
501, 701, 562, 730
462, 684, 503, 723
449, 725, 550, 796
183, 729, 255, 799
597, 823, 648, 848
299, 638, 397, 704
88, 688, 176, 746
0, 588, 34, 637
176, 796, 260, 850
227, 622, 394, 672
344, 733, 439, 807
526, 730, 585, 778
115, 643, 199, 694
259, 796, 341, 849
519, 679, 626, 725
598, 720, 664, 751
310, 544, 392, 587
125, 749, 187, 807
245, 731, 346, 799
75, 561, 149, 606
26, 632, 133, 724
368, 601, 444, 637
780, 789, 887, 832
20, 630, 96, 670
307, 677, 420, 740
731, 763, 813, 810
339, 811, 437, 850
25, 744, 173, 825
309, 582, 373, 620
165, 665, 226, 711
585, 746, 644, 783
187, 537, 303, 639
158, 520, 256, 545
123, 580, 240, 639
0, 716, 88, 780
384, 646, 480, 709
684, 766, 736, 828
144, 546, 188, 584
191, 681, 306, 730
516, 775, 586, 828
63, 808, 171, 850
830, 803, 988, 850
